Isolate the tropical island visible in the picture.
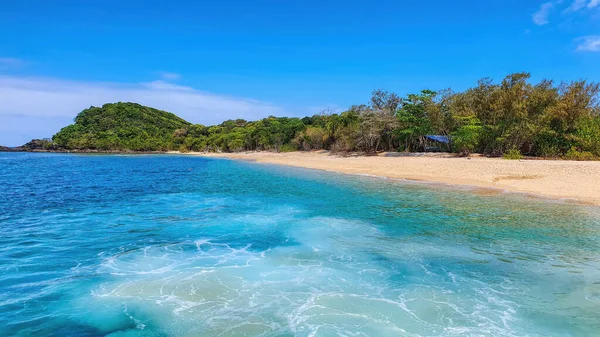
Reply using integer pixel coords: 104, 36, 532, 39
4, 72, 600, 205
5, 1, 600, 334
5, 72, 600, 161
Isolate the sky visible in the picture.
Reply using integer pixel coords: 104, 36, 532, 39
1, 0, 600, 146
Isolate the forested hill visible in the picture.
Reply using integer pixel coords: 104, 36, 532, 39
52, 102, 191, 151
17, 73, 600, 159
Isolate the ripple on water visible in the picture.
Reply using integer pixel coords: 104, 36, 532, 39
2, 153, 600, 337
74, 217, 547, 337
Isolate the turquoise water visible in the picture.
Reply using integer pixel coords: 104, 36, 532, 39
2, 153, 600, 336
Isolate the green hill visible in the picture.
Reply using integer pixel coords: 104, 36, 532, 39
40, 72, 600, 158
52, 102, 191, 151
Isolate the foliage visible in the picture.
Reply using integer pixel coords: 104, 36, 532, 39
53, 102, 191, 151
503, 148, 524, 160
279, 144, 297, 152
564, 147, 597, 161
451, 117, 482, 156
294, 126, 327, 150
50, 74, 600, 160
178, 145, 190, 153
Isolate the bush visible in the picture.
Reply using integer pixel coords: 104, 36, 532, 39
533, 131, 570, 157
279, 144, 297, 152
503, 148, 523, 160
538, 144, 561, 159
178, 145, 189, 153
574, 117, 600, 157
331, 138, 354, 153
451, 121, 482, 156
564, 147, 597, 161
227, 139, 245, 152
304, 127, 327, 150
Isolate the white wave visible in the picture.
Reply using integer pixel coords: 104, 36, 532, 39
76, 215, 539, 336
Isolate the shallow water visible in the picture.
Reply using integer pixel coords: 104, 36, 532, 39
1, 152, 600, 336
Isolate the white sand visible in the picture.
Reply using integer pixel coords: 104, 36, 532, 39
189, 151, 600, 206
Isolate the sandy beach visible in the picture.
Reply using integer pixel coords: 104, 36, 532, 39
190, 151, 600, 206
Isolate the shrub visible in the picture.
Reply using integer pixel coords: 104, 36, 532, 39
503, 148, 523, 160
178, 145, 189, 153
227, 139, 245, 152
451, 121, 482, 156
533, 130, 570, 157
574, 117, 600, 157
279, 144, 297, 152
538, 144, 561, 159
304, 127, 327, 150
564, 147, 597, 161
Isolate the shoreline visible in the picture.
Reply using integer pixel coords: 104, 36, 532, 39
185, 151, 600, 206
5, 149, 600, 206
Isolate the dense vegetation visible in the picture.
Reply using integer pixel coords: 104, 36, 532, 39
0, 139, 53, 152
50, 73, 600, 159
52, 103, 191, 151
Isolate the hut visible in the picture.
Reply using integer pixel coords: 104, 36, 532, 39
424, 135, 450, 152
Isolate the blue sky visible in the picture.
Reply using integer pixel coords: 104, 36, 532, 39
1, 0, 600, 146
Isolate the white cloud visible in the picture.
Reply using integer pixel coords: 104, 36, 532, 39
563, 0, 600, 12
157, 71, 182, 80
575, 35, 600, 51
0, 76, 288, 146
533, 2, 555, 25
564, 0, 588, 12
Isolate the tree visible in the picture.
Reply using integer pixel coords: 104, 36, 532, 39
49, 74, 600, 159
552, 80, 600, 132
451, 116, 482, 156
396, 90, 436, 151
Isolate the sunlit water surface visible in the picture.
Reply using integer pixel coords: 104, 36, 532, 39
1, 153, 600, 336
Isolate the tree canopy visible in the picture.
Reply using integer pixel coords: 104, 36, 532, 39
52, 102, 191, 151
49, 74, 600, 160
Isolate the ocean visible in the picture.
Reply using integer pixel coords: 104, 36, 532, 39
1, 152, 600, 336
